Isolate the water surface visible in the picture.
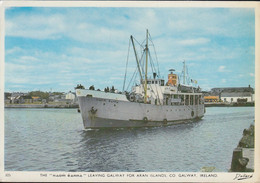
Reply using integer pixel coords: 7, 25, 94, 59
5, 107, 254, 172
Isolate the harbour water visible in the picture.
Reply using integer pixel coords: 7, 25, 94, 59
5, 107, 254, 172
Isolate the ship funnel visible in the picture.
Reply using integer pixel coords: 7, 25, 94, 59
167, 69, 177, 86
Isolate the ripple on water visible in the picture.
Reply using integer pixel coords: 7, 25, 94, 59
4, 107, 255, 172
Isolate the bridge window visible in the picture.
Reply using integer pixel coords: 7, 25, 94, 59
185, 95, 189, 105
190, 95, 194, 105
195, 95, 198, 105
161, 80, 164, 86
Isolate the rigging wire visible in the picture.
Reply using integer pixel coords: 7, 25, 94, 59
186, 67, 190, 85
139, 49, 146, 79
126, 67, 138, 91
124, 32, 163, 105
148, 52, 162, 105
133, 37, 145, 49
123, 38, 131, 91
148, 32, 161, 78
148, 50, 157, 76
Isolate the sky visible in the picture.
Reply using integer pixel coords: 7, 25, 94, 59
4, 7, 255, 92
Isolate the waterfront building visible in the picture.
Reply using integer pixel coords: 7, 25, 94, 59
32, 96, 41, 102
209, 86, 254, 104
204, 96, 219, 103
20, 96, 33, 104
211, 86, 254, 96
65, 91, 77, 104
4, 92, 11, 104
10, 92, 27, 103
65, 91, 76, 100
221, 92, 253, 103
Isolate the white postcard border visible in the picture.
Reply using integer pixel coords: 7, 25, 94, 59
0, 1, 259, 182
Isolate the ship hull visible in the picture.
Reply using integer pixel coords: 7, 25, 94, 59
78, 95, 205, 129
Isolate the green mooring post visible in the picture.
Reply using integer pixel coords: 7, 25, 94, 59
231, 147, 249, 172
231, 147, 243, 172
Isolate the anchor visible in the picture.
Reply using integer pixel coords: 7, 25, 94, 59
88, 106, 98, 120
90, 106, 97, 115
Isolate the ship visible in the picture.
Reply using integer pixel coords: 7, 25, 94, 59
76, 30, 205, 129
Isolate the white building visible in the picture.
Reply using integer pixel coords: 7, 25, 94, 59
221, 92, 253, 103
252, 93, 255, 102
65, 91, 76, 101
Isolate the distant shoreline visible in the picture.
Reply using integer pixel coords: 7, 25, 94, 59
205, 102, 254, 107
4, 103, 254, 108
4, 104, 79, 108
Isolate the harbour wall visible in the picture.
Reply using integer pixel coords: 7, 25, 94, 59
5, 104, 79, 108
5, 103, 254, 108
205, 102, 254, 107
230, 124, 254, 172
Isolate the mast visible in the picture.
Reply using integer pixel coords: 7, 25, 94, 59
183, 60, 186, 85
144, 29, 148, 104
130, 35, 143, 84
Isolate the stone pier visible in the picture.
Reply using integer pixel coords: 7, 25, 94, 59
230, 124, 254, 172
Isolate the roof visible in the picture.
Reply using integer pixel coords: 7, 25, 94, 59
67, 92, 76, 95
221, 92, 252, 97
11, 93, 25, 97
32, 96, 40, 99
211, 87, 254, 93
22, 96, 32, 99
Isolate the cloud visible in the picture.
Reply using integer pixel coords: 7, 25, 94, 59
221, 79, 226, 83
218, 65, 231, 73
178, 38, 210, 46
6, 13, 65, 40
218, 66, 226, 72
4, 7, 255, 92
6, 46, 23, 55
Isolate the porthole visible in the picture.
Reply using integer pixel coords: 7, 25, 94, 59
143, 117, 148, 122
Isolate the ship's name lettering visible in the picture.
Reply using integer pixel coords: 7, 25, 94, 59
97, 98, 105, 101
67, 174, 83, 177
51, 173, 66, 177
